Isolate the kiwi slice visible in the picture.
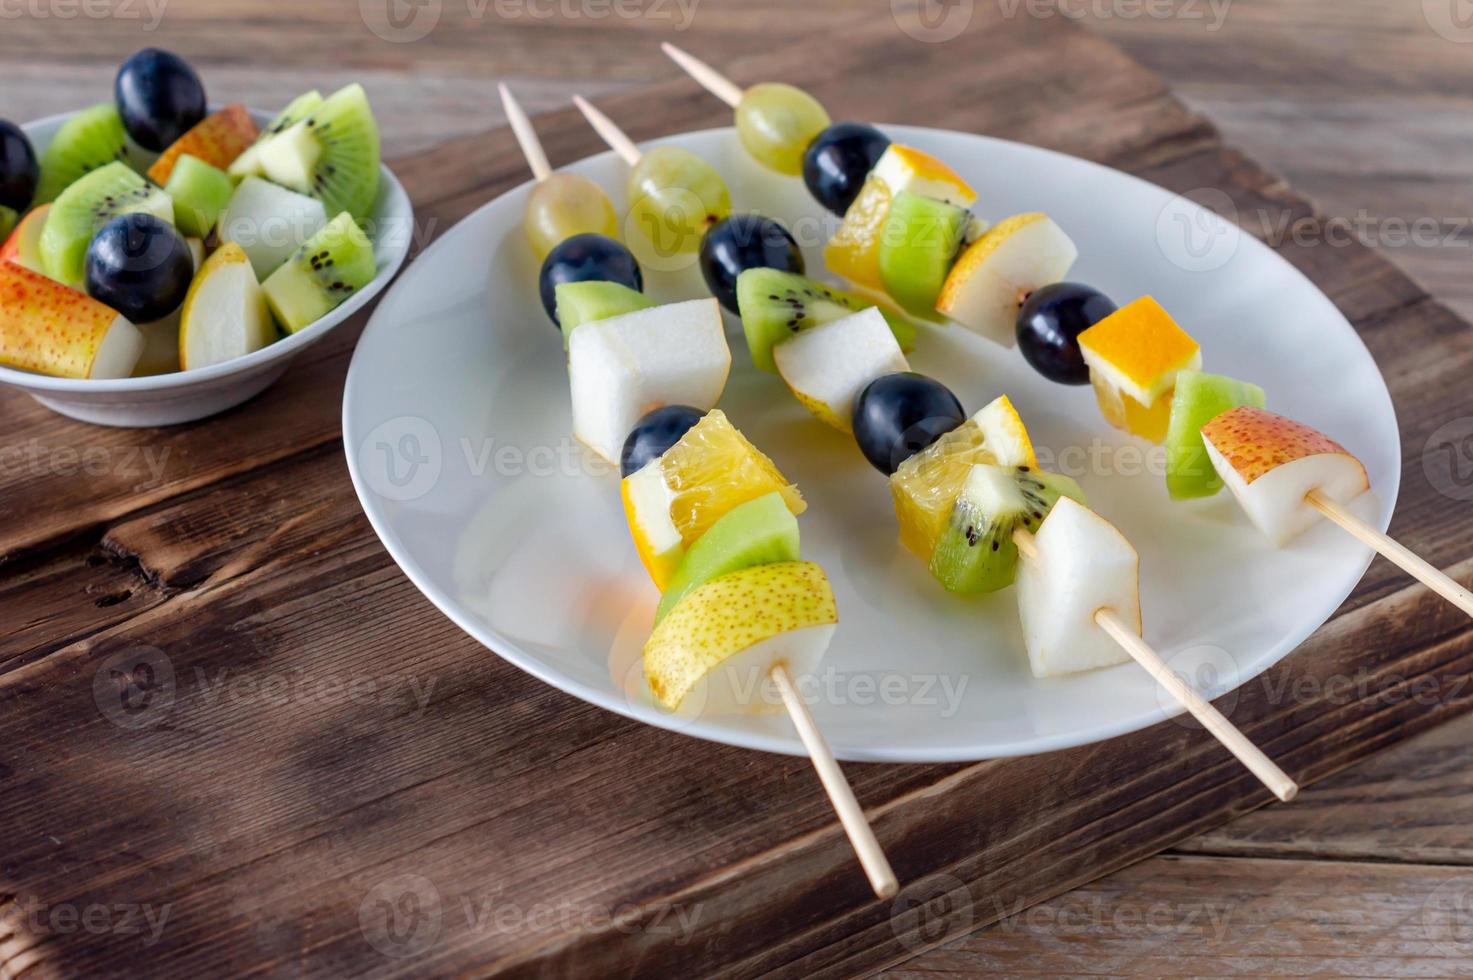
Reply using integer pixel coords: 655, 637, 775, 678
0, 207, 16, 241
1165, 369, 1267, 500
256, 84, 380, 223
34, 104, 155, 204
928, 463, 1084, 593
879, 191, 969, 317
655, 491, 800, 625
554, 280, 655, 347
735, 268, 916, 373
228, 90, 324, 183
262, 212, 376, 332
40, 161, 174, 287
165, 154, 234, 237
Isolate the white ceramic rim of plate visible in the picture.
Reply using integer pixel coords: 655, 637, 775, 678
344, 123, 1400, 763
0, 106, 412, 393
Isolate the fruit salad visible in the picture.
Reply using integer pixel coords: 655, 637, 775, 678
0, 48, 382, 381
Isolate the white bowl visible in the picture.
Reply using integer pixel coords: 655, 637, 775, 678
0, 107, 412, 427
344, 125, 1399, 763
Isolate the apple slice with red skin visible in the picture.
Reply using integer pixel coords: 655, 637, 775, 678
0, 263, 142, 379
1202, 406, 1369, 546
0, 204, 51, 273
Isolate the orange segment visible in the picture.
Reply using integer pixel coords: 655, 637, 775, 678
890, 420, 995, 559
1077, 296, 1200, 403
823, 176, 890, 291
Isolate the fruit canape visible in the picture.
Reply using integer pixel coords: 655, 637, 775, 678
664, 44, 1473, 625
517, 93, 1303, 804
500, 86, 898, 899
0, 48, 382, 381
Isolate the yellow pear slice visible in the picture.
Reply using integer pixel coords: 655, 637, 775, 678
644, 560, 837, 715
179, 242, 276, 371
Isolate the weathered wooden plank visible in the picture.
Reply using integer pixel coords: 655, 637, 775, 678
881, 853, 1473, 977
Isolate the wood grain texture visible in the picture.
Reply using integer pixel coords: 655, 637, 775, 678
3, 2, 1473, 977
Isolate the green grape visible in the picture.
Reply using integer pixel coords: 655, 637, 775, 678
524, 172, 619, 260
735, 83, 831, 176
625, 146, 732, 262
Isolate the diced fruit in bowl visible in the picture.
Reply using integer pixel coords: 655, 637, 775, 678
0, 263, 143, 378
735, 268, 914, 374
654, 491, 801, 625
567, 298, 731, 464
772, 306, 909, 433
217, 176, 327, 278
1201, 406, 1369, 547
115, 48, 207, 153
554, 280, 654, 348
40, 161, 173, 287
825, 144, 976, 293
1164, 370, 1266, 500
146, 104, 258, 185
0, 120, 40, 217
165, 154, 234, 237
644, 561, 836, 716
929, 463, 1083, 594
878, 191, 969, 318
33, 104, 147, 205
262, 212, 377, 332
1078, 295, 1201, 444
1016, 497, 1141, 678
0, 203, 49, 272
180, 242, 275, 370
229, 91, 324, 183
256, 83, 381, 223
935, 213, 1078, 347
85, 213, 195, 324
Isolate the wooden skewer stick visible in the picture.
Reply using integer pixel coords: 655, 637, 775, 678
770, 663, 899, 900
660, 42, 745, 108
498, 83, 552, 183
1013, 529, 1299, 803
571, 95, 642, 166
1307, 490, 1473, 617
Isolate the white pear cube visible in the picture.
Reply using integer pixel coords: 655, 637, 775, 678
935, 213, 1078, 346
772, 306, 908, 432
217, 176, 328, 279
1017, 497, 1141, 678
180, 243, 277, 371
567, 298, 731, 464
1202, 406, 1369, 546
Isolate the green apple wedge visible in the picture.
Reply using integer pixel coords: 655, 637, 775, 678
179, 243, 276, 371
643, 560, 837, 716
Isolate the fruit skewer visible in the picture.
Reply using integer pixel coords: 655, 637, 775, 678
561, 80, 1298, 801
661, 46, 1473, 625
501, 90, 898, 899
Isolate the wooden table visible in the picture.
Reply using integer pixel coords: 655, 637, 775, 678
5, 2, 1473, 976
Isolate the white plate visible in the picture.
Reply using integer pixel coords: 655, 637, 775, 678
343, 125, 1398, 763
0, 107, 412, 427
